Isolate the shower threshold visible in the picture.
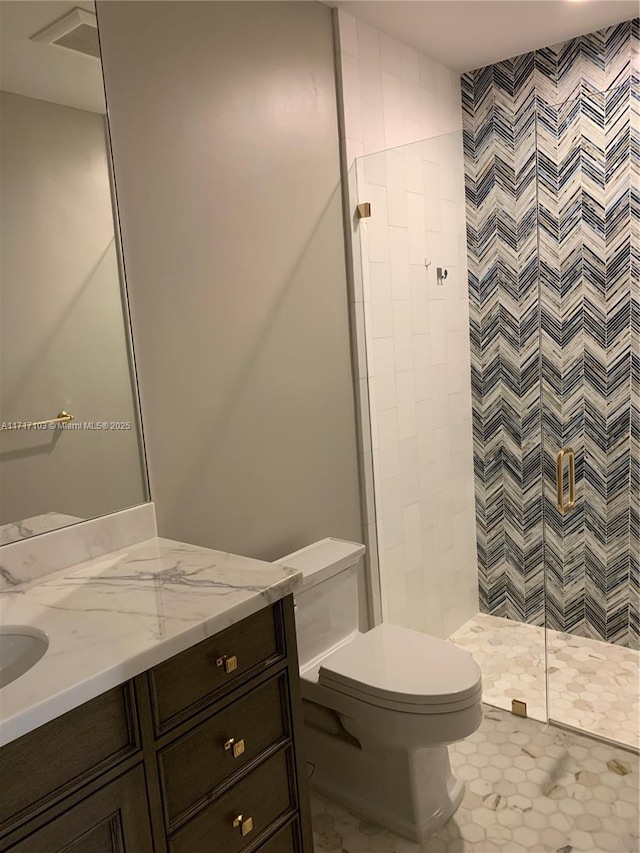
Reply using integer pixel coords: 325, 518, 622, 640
450, 613, 639, 751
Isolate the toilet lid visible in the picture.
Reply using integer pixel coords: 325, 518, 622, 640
318, 623, 481, 709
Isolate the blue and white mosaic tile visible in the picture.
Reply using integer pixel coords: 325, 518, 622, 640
462, 19, 640, 649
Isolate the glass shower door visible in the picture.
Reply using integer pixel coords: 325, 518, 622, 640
352, 133, 549, 722
538, 87, 639, 749
353, 133, 479, 641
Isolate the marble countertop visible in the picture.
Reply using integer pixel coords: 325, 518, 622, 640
0, 537, 302, 746
0, 512, 83, 546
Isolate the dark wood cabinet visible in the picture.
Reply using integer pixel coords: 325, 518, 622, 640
0, 684, 139, 838
5, 767, 153, 853
157, 672, 289, 830
168, 747, 295, 853
149, 603, 283, 736
258, 820, 302, 853
0, 597, 312, 853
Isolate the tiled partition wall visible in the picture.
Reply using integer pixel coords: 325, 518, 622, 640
334, 10, 478, 637
463, 20, 639, 648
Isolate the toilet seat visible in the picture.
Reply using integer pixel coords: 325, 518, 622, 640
318, 623, 482, 715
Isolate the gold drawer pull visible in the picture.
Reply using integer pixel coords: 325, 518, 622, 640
216, 654, 237, 674
224, 737, 245, 758
232, 814, 253, 836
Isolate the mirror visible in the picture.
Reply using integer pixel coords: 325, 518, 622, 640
0, 2, 148, 544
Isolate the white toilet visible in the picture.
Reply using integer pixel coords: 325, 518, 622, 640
278, 537, 483, 843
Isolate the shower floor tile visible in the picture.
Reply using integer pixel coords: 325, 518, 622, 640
311, 704, 639, 852
449, 613, 640, 751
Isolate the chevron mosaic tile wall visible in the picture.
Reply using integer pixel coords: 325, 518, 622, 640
463, 19, 639, 649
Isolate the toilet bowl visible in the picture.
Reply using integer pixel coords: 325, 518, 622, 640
277, 537, 482, 842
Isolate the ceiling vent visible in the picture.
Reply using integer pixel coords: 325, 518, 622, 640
31, 8, 100, 60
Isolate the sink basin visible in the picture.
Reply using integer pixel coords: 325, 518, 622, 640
0, 626, 48, 688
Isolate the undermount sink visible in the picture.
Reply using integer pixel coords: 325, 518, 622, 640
0, 626, 48, 688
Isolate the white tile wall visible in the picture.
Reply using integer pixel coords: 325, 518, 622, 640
336, 10, 465, 167
335, 9, 478, 639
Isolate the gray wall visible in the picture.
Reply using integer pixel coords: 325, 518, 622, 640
97, 1, 363, 562
0, 91, 146, 526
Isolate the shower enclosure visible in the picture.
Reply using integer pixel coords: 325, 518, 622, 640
537, 83, 638, 747
350, 78, 638, 750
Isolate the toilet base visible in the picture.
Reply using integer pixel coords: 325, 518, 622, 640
310, 770, 465, 842
304, 722, 466, 842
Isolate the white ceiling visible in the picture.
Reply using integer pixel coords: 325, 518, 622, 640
0, 1, 105, 114
1, 1, 636, 113
333, 0, 639, 71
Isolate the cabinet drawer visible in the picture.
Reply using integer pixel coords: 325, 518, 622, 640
159, 673, 289, 829
0, 685, 139, 837
149, 604, 283, 734
168, 747, 295, 853
258, 820, 300, 853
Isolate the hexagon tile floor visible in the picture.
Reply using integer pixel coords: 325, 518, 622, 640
449, 613, 640, 750
310, 706, 639, 853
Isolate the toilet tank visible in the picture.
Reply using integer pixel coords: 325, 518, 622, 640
277, 538, 365, 672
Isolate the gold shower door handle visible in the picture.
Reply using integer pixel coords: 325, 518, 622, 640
556, 447, 576, 515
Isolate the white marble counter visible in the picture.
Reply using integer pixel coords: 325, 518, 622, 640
0, 503, 157, 589
0, 512, 83, 546
0, 537, 302, 746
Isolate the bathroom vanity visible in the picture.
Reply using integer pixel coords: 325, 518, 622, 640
0, 534, 313, 853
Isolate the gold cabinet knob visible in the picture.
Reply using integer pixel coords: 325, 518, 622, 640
216, 654, 237, 674
232, 814, 253, 836
224, 737, 245, 758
